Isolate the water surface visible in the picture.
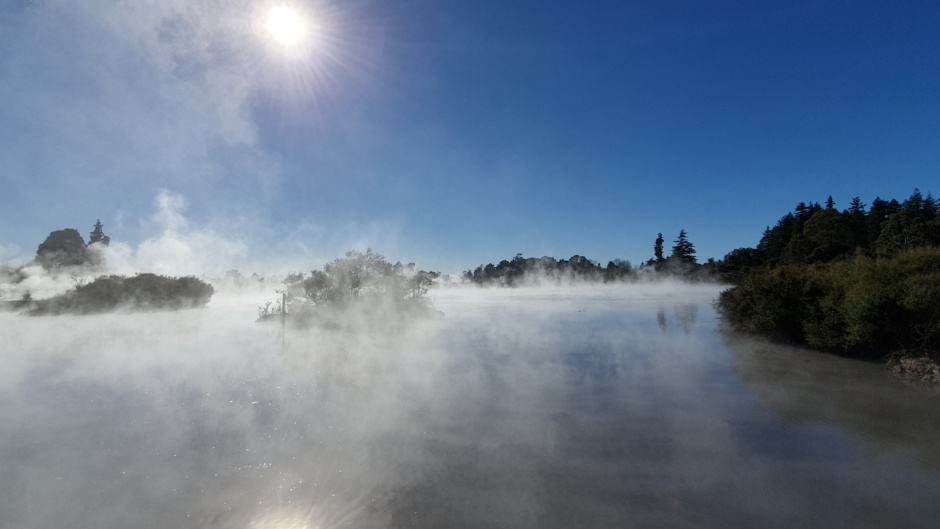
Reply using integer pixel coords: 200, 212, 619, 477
2, 284, 939, 528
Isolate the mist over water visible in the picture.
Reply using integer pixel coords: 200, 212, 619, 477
2, 284, 940, 528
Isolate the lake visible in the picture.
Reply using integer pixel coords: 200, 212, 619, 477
2, 283, 939, 528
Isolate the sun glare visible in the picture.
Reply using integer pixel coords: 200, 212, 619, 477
264, 5, 308, 48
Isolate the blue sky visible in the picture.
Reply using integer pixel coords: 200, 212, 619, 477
1, 0, 938, 275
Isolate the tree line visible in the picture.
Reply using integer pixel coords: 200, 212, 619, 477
463, 229, 710, 286
718, 189, 940, 279
717, 189, 940, 365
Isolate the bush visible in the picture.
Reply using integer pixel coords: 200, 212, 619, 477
266, 250, 438, 325
33, 273, 214, 314
718, 247, 940, 358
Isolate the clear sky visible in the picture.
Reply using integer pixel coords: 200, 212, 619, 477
1, 0, 938, 275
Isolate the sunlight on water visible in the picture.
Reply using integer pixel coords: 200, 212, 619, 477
249, 509, 315, 529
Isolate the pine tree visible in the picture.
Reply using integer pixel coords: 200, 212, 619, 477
923, 192, 938, 220
794, 202, 811, 222
653, 233, 665, 262
89, 219, 110, 246
902, 188, 924, 214
867, 197, 889, 244
671, 229, 697, 264
846, 196, 866, 218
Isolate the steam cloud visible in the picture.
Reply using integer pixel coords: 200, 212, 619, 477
3, 284, 939, 528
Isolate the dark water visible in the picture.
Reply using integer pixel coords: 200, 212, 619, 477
2, 284, 939, 528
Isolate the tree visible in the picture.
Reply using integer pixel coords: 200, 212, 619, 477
89, 219, 110, 246
794, 202, 812, 222
31, 274, 215, 314
671, 230, 697, 264
653, 233, 665, 263
875, 210, 929, 257
800, 208, 855, 263
36, 229, 88, 269
721, 248, 766, 269
867, 197, 889, 245
717, 248, 766, 281
843, 197, 869, 250
902, 188, 924, 215
825, 195, 835, 210
757, 213, 797, 264
923, 192, 938, 220
297, 249, 432, 310
846, 197, 866, 218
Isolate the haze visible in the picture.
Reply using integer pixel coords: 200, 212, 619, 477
3, 2, 940, 525
1, 1, 938, 271
3, 284, 940, 528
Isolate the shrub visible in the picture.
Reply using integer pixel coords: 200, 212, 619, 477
267, 249, 438, 325
33, 273, 214, 314
718, 247, 940, 358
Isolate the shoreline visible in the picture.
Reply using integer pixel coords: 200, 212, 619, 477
885, 351, 940, 386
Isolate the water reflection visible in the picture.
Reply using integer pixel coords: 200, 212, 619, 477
2, 285, 940, 528
656, 302, 698, 334
725, 331, 940, 472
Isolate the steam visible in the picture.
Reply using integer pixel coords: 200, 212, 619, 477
1, 0, 282, 236
105, 191, 250, 278
0, 188, 410, 302
5, 283, 939, 528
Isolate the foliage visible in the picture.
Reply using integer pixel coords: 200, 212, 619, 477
32, 273, 215, 314
35, 220, 112, 270
670, 229, 697, 264
89, 219, 110, 246
718, 247, 940, 358
653, 233, 665, 263
465, 253, 616, 286
753, 189, 938, 267
36, 228, 88, 269
465, 243, 716, 287
716, 247, 767, 282
272, 250, 438, 323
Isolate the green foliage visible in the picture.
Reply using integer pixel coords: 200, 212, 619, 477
718, 247, 940, 358
754, 190, 939, 267
716, 247, 767, 282
277, 250, 437, 322
33, 273, 214, 314
466, 247, 716, 287
801, 208, 856, 263
466, 254, 616, 286
875, 211, 940, 258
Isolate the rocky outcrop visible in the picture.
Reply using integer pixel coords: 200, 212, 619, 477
886, 351, 940, 385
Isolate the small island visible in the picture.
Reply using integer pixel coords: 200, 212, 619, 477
2, 221, 214, 315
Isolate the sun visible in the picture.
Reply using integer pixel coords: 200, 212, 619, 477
264, 4, 308, 48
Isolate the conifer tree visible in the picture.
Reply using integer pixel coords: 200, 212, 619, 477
846, 197, 866, 218
671, 230, 697, 264
653, 233, 665, 263
89, 219, 110, 246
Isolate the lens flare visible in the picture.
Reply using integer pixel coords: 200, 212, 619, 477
265, 5, 307, 48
